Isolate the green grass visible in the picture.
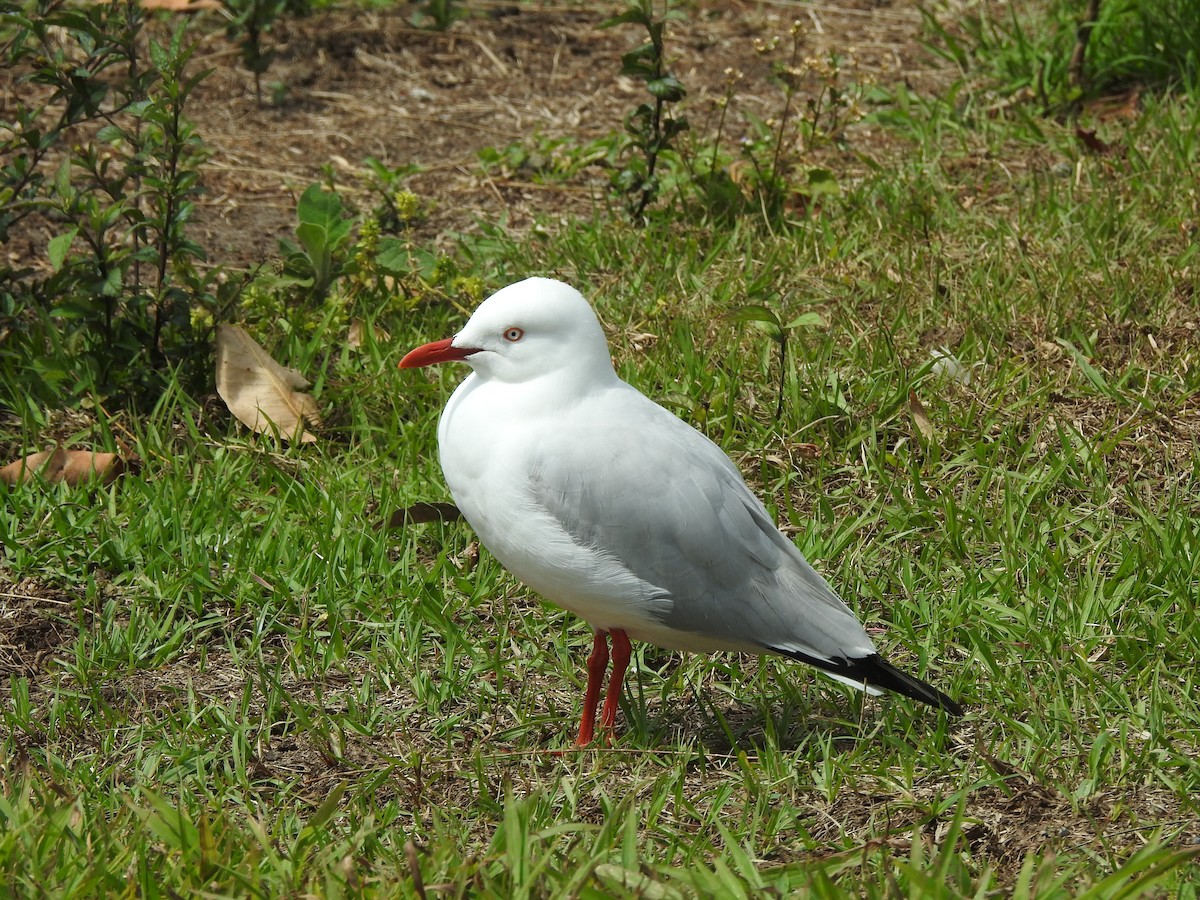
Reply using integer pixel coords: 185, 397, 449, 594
4, 14, 1200, 900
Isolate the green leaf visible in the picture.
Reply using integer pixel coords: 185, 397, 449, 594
805, 167, 840, 196
47, 228, 78, 271
728, 305, 783, 340
663, 116, 689, 139
99, 267, 122, 297
1076, 845, 1200, 899
783, 311, 824, 330
647, 76, 686, 102
619, 43, 659, 78
148, 37, 168, 71
296, 183, 352, 261
294, 184, 353, 292
1055, 338, 1116, 397
95, 124, 124, 144
375, 237, 412, 275
600, 9, 651, 30
53, 154, 72, 197
303, 781, 345, 835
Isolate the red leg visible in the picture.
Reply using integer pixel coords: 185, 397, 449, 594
598, 629, 632, 741
574, 630, 610, 747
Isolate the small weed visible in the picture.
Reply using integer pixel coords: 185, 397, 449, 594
359, 157, 424, 232
729, 301, 824, 421
222, 0, 294, 104
602, 0, 689, 221
280, 183, 355, 302
232, 172, 482, 342
731, 24, 863, 226
413, 0, 463, 32
478, 133, 616, 184
0, 0, 218, 406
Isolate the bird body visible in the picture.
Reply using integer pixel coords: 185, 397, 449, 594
401, 278, 962, 744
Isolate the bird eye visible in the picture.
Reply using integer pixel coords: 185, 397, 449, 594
503, 327, 524, 342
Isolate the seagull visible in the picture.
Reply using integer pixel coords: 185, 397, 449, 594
400, 277, 963, 746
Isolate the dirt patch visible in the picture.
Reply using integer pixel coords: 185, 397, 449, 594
113, 3, 947, 269
3, 2, 952, 293
0, 574, 75, 678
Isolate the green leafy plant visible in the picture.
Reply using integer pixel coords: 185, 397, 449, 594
222, 0, 309, 104
477, 134, 616, 184
649, 23, 859, 229
729, 302, 824, 421
601, 0, 689, 221
731, 25, 860, 225
674, 67, 745, 223
413, 0, 463, 31
238, 177, 479, 339
360, 158, 425, 232
282, 184, 355, 300
0, 0, 218, 406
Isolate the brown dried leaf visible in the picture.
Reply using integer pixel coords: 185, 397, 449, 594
456, 540, 480, 573
909, 390, 936, 442
0, 449, 125, 486
404, 841, 427, 900
380, 501, 462, 530
626, 331, 659, 351
215, 324, 321, 443
788, 442, 820, 459
1084, 87, 1141, 121
348, 320, 391, 349
1075, 126, 1121, 156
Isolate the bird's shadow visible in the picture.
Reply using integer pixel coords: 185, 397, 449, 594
629, 691, 862, 755
619, 652, 951, 756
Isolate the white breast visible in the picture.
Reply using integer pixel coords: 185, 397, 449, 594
437, 374, 675, 637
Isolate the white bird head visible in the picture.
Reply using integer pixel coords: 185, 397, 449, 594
400, 277, 616, 386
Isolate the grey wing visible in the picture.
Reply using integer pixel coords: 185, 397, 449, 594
527, 392, 877, 662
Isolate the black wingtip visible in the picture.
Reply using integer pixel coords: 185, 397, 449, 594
770, 646, 964, 716
856, 654, 964, 717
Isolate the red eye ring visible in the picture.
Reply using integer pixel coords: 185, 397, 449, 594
503, 327, 524, 342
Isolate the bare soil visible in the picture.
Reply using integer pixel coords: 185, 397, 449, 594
178, 0, 947, 266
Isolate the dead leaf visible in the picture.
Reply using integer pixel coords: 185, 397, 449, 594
249, 572, 276, 593
626, 331, 659, 351
348, 320, 391, 349
404, 841, 426, 900
1075, 126, 1120, 156
727, 159, 754, 196
909, 390, 936, 442
0, 448, 124, 486
1087, 641, 1111, 663
788, 442, 820, 459
380, 501, 462, 530
215, 324, 321, 443
456, 540, 480, 573
1084, 87, 1141, 121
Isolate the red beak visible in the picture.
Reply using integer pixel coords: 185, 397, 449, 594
399, 337, 477, 369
